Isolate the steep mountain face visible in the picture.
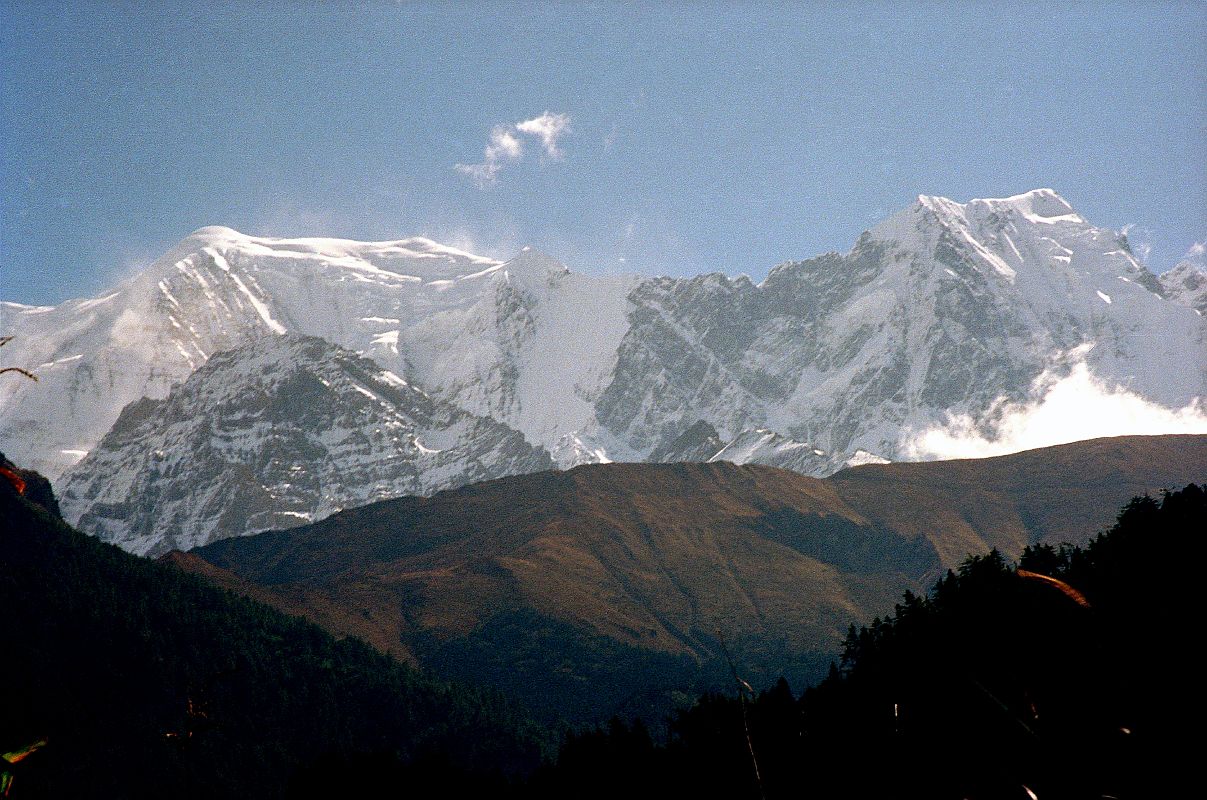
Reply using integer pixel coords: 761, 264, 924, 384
0, 231, 498, 477
3, 191, 1203, 487
594, 190, 1205, 459
57, 334, 553, 555
175, 434, 1207, 722
1161, 260, 1207, 315
1, 231, 626, 479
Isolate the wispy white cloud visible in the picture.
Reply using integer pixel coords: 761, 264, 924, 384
455, 125, 525, 187
1120, 223, 1153, 264
1183, 239, 1206, 266
456, 112, 572, 187
903, 357, 1207, 460
515, 111, 571, 158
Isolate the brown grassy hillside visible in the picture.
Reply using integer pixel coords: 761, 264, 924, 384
174, 434, 1205, 720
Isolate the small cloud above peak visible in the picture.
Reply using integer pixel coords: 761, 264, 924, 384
516, 111, 571, 159
1182, 239, 1206, 265
455, 124, 525, 188
456, 112, 572, 188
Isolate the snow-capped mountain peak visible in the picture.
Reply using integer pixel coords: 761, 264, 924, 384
4, 191, 1204, 527
57, 333, 553, 555
0, 230, 526, 477
500, 246, 570, 293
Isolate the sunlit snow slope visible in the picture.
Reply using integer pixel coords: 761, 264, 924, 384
3, 191, 1204, 501
56, 334, 552, 555
1, 228, 635, 478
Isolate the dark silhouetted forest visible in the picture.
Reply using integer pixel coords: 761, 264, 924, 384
2, 458, 1198, 798
523, 483, 1201, 799
0, 469, 543, 799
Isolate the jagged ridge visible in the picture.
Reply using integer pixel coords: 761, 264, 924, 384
57, 334, 553, 555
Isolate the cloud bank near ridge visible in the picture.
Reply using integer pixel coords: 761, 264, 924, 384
903, 360, 1207, 460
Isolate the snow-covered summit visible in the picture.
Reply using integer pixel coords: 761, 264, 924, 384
3, 192, 1204, 499
965, 188, 1082, 220
57, 333, 552, 555
598, 189, 1203, 463
175, 225, 500, 273
0, 228, 626, 478
499, 246, 571, 293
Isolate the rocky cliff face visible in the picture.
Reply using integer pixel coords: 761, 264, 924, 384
594, 190, 1205, 460
57, 334, 552, 555
5, 191, 1205, 552
1161, 259, 1207, 316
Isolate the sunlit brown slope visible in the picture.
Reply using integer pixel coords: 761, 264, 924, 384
828, 433, 1207, 566
176, 435, 1204, 714
186, 462, 918, 663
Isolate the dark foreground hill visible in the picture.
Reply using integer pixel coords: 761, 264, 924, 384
0, 469, 542, 798
179, 434, 1206, 723
522, 484, 1204, 799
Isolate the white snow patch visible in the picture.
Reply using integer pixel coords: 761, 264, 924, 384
846, 449, 890, 467
412, 437, 441, 454
1041, 238, 1073, 255
1021, 212, 1085, 225
206, 249, 287, 334
459, 263, 505, 281
378, 370, 409, 389
371, 330, 400, 353
37, 354, 84, 368
275, 511, 314, 520
1002, 233, 1024, 263
158, 281, 180, 307
1096, 291, 1112, 304
957, 227, 1016, 281
75, 292, 120, 311
3, 302, 54, 314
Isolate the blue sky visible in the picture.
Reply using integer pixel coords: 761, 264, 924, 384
2, 1, 1204, 305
